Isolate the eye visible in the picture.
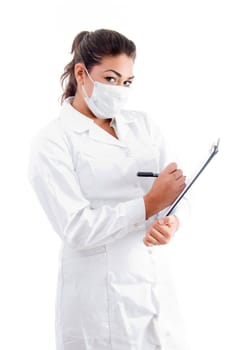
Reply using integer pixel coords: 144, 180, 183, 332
104, 76, 117, 84
124, 80, 133, 87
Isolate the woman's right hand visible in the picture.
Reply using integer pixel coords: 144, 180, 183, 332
143, 162, 186, 219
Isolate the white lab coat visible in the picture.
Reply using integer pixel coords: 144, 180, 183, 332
28, 97, 189, 350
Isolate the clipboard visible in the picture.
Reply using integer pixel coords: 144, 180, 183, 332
164, 138, 220, 216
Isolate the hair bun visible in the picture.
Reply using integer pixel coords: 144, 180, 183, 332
71, 31, 89, 54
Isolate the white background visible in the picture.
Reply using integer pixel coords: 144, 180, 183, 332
0, 0, 232, 349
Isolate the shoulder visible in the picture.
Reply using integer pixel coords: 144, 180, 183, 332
29, 98, 80, 151
29, 117, 69, 159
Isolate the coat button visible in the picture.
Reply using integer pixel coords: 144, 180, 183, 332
148, 249, 153, 254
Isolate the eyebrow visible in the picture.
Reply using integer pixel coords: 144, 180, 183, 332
103, 69, 135, 80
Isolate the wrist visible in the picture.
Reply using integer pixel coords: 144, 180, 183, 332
143, 193, 160, 219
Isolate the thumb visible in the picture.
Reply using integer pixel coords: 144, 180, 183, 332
159, 215, 176, 226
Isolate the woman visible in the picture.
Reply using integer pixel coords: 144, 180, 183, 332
28, 29, 189, 350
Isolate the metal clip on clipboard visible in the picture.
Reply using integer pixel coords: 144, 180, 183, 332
164, 138, 220, 216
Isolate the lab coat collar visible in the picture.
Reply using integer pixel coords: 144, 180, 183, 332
59, 97, 134, 147
59, 97, 94, 133
60, 97, 135, 131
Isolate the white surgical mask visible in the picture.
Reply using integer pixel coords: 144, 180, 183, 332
82, 68, 131, 119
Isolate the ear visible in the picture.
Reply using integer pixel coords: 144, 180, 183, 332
74, 63, 86, 84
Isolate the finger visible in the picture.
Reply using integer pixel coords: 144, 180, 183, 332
158, 215, 176, 226
171, 170, 187, 184
163, 215, 176, 226
165, 215, 180, 227
166, 162, 178, 174
172, 169, 183, 180
153, 226, 170, 239
154, 224, 177, 240
176, 174, 186, 183
143, 235, 160, 246
152, 221, 171, 235
175, 177, 186, 190
179, 179, 186, 190
157, 217, 169, 226
148, 227, 171, 244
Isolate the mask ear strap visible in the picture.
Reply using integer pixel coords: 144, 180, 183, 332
84, 66, 94, 84
82, 66, 94, 98
81, 84, 88, 98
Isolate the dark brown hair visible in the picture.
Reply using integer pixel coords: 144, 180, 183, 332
60, 29, 136, 103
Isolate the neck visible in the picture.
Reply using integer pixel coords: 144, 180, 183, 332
72, 94, 95, 120
71, 94, 111, 126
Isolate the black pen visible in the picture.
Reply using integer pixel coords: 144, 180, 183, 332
137, 172, 159, 177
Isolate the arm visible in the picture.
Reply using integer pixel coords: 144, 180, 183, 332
28, 135, 146, 250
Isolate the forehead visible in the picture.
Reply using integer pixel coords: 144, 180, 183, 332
92, 54, 134, 76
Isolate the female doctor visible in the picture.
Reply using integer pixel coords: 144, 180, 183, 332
28, 29, 189, 350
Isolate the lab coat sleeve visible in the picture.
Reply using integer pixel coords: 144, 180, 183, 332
28, 134, 146, 250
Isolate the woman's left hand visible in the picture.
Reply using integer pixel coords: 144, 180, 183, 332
143, 215, 180, 246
